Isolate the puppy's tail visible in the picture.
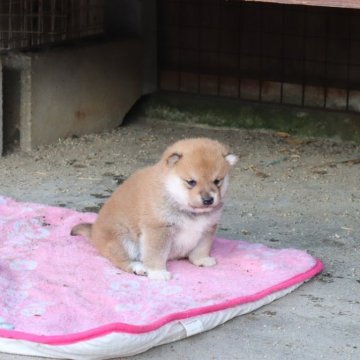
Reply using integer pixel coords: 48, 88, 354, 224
70, 223, 92, 240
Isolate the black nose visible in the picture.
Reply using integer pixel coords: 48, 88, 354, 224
202, 196, 214, 206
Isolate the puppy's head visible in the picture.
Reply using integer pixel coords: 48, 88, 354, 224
162, 138, 238, 214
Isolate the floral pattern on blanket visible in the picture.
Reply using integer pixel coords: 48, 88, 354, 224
0, 195, 318, 336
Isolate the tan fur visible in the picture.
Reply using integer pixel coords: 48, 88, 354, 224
71, 138, 237, 280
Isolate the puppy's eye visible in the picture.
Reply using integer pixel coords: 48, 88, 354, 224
185, 179, 197, 188
214, 178, 222, 187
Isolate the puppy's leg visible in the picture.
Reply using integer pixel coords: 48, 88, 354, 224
188, 224, 217, 267
100, 240, 133, 272
140, 227, 172, 280
91, 227, 143, 275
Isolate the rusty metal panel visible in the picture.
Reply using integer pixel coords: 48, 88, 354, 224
239, 0, 360, 10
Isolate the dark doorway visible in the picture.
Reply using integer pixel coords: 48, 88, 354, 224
3, 68, 21, 153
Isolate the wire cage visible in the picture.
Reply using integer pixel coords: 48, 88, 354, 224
0, 0, 104, 51
158, 0, 360, 112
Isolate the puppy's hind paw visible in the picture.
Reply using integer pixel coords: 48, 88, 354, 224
191, 256, 217, 267
147, 269, 172, 281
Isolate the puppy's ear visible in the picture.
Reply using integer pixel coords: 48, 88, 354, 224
167, 153, 182, 167
225, 153, 238, 166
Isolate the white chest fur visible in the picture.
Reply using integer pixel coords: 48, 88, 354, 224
169, 213, 219, 260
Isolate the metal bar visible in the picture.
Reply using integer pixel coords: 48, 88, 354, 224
240, 0, 360, 10
8, 0, 13, 48
324, 8, 329, 109
301, 6, 306, 106
38, 0, 43, 45
217, 0, 221, 97
345, 9, 351, 110
50, 0, 56, 42
238, 1, 242, 99
86, 0, 90, 35
178, 0, 183, 92
280, 5, 285, 104
259, 2, 263, 102
197, 0, 201, 95
24, 0, 28, 47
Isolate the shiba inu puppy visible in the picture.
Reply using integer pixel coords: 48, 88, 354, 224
71, 138, 237, 280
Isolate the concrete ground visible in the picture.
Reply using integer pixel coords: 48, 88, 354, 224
0, 117, 359, 359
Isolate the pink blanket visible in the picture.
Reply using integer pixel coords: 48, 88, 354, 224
0, 196, 322, 345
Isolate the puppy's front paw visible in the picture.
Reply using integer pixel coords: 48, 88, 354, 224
147, 269, 172, 281
129, 262, 147, 276
191, 256, 217, 267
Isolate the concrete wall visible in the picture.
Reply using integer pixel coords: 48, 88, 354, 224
2, 38, 142, 151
